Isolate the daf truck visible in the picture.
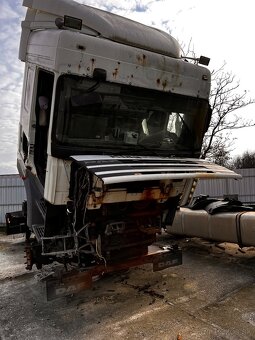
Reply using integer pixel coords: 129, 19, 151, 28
17, 0, 240, 298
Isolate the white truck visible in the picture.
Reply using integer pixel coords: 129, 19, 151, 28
17, 0, 240, 298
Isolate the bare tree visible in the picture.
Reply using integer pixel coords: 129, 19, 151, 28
200, 64, 255, 161
177, 37, 254, 165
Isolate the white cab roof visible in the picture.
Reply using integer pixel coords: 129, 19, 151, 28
20, 0, 181, 61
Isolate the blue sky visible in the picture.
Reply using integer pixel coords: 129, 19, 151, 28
0, 0, 254, 174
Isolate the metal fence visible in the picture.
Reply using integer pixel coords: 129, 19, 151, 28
195, 168, 255, 204
0, 174, 26, 225
0, 169, 255, 225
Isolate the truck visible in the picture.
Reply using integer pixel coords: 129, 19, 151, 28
17, 0, 240, 298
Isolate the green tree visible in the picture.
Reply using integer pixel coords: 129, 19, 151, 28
232, 151, 255, 169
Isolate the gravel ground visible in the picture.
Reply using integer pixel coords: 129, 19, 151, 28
0, 233, 255, 340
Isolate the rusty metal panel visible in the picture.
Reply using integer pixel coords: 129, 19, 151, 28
195, 169, 255, 204
45, 244, 182, 300
0, 174, 26, 225
46, 270, 93, 301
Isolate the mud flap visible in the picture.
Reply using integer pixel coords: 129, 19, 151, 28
46, 270, 92, 301
45, 244, 182, 300
153, 247, 182, 271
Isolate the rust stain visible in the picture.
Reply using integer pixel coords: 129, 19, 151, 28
158, 182, 174, 200
156, 78, 169, 90
162, 79, 168, 90
141, 188, 154, 201
137, 53, 147, 66
129, 207, 161, 218
112, 62, 121, 78
91, 58, 95, 71
112, 68, 119, 78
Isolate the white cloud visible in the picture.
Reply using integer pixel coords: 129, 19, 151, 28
0, 0, 254, 174
0, 1, 21, 19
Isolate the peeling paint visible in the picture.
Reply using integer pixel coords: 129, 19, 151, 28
127, 74, 134, 83
112, 62, 120, 78
162, 79, 168, 90
137, 54, 147, 66
112, 68, 118, 78
91, 58, 95, 71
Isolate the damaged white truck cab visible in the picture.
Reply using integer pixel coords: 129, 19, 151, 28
17, 0, 240, 293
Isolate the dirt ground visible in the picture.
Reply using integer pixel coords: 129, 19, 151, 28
0, 232, 255, 340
